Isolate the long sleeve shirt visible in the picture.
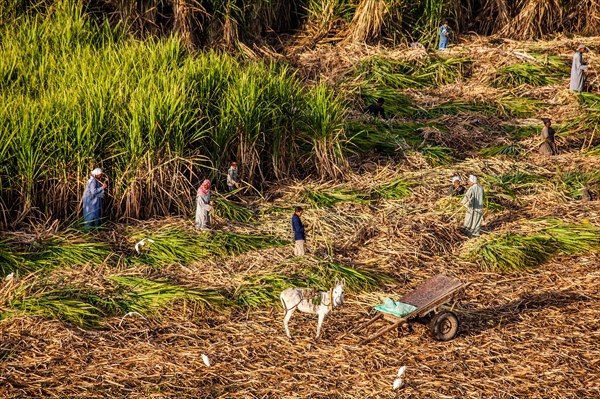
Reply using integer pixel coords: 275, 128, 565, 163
83, 176, 104, 208
570, 51, 588, 91
291, 213, 305, 241
460, 184, 484, 211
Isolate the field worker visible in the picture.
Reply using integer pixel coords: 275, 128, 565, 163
291, 206, 306, 256
448, 176, 466, 196
539, 118, 557, 156
195, 179, 212, 229
365, 98, 388, 119
570, 44, 588, 92
82, 168, 107, 228
460, 175, 484, 238
438, 21, 451, 50
227, 161, 240, 192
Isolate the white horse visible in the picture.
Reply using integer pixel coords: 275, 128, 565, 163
279, 278, 345, 339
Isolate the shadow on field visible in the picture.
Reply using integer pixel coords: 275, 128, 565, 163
460, 290, 591, 336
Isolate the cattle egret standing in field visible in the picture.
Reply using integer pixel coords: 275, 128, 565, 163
134, 238, 155, 254
393, 365, 407, 390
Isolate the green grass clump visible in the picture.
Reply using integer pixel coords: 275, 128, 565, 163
558, 171, 600, 199
535, 219, 600, 254
479, 144, 522, 157
24, 235, 113, 269
483, 171, 541, 209
6, 285, 103, 328
109, 276, 228, 315
0, 235, 112, 277
346, 120, 425, 155
356, 56, 471, 90
373, 178, 413, 200
465, 220, 600, 272
492, 63, 558, 87
301, 188, 369, 207
501, 125, 540, 140
360, 89, 416, 118
465, 233, 555, 272
0, 241, 32, 277
130, 228, 287, 266
212, 195, 255, 223
494, 96, 542, 117
419, 146, 454, 166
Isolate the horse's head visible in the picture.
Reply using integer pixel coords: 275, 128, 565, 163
333, 278, 345, 307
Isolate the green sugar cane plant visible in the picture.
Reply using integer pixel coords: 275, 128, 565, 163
4, 282, 103, 328
373, 178, 413, 200
463, 233, 555, 273
492, 63, 558, 88
463, 220, 600, 273
130, 228, 287, 267
301, 84, 348, 180
108, 276, 228, 316
212, 194, 255, 223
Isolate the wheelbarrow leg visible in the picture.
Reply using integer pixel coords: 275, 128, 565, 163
348, 313, 383, 335
359, 318, 406, 345
362, 313, 384, 329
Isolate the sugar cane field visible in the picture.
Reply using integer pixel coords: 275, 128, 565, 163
0, 1, 599, 398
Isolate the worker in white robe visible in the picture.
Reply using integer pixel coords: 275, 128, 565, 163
460, 175, 484, 238
570, 44, 588, 92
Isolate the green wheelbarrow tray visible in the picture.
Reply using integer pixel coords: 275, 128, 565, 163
359, 274, 467, 344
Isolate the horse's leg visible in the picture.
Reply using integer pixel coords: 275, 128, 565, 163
283, 306, 295, 338
316, 309, 327, 339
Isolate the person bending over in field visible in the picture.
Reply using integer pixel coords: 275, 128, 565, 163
365, 98, 388, 120
83, 168, 106, 229
292, 206, 306, 256
460, 175, 484, 238
448, 176, 466, 196
195, 179, 212, 229
538, 118, 557, 156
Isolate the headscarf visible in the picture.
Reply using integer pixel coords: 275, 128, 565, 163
577, 44, 586, 51
197, 179, 211, 196
91, 168, 102, 177
452, 176, 460, 183
468, 175, 477, 184
541, 118, 551, 125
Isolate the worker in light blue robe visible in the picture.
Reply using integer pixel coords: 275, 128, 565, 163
438, 21, 451, 50
82, 168, 106, 228
570, 44, 588, 92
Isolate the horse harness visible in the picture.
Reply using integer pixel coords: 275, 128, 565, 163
284, 287, 335, 313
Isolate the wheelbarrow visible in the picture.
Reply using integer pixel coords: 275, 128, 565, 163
359, 274, 466, 344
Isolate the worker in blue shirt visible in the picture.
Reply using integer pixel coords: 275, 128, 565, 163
291, 206, 306, 256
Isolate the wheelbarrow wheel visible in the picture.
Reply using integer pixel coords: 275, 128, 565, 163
429, 311, 459, 341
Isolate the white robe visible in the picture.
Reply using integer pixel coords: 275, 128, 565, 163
570, 51, 588, 92
461, 184, 484, 237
